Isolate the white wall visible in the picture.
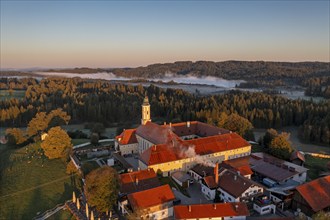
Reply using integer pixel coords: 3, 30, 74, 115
292, 172, 307, 184
141, 206, 173, 220
119, 143, 138, 155
241, 185, 264, 198
253, 203, 276, 215
219, 189, 239, 203
201, 184, 216, 200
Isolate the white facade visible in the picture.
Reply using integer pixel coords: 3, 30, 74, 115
201, 184, 216, 200
189, 170, 203, 182
219, 188, 239, 202
253, 203, 276, 215
141, 206, 173, 220
219, 185, 263, 202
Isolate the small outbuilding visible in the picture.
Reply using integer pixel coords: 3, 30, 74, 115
172, 171, 191, 188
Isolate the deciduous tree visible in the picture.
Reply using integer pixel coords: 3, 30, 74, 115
41, 126, 72, 159
84, 166, 119, 212
269, 133, 293, 160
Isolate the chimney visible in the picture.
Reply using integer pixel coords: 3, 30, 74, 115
214, 163, 219, 184
188, 205, 191, 212
135, 177, 139, 185
187, 121, 190, 128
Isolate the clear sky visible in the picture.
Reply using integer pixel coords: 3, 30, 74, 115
1, 1, 329, 69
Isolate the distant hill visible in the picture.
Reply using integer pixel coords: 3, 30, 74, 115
111, 61, 329, 81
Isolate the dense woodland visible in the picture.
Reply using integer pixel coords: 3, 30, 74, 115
0, 77, 329, 145
1, 61, 329, 98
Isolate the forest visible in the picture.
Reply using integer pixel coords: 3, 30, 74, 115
0, 77, 329, 145
1, 61, 329, 98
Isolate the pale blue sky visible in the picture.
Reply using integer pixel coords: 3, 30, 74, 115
1, 1, 329, 68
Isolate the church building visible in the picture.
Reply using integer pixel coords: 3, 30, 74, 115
115, 96, 251, 176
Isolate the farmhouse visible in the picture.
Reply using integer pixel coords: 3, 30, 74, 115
126, 184, 175, 219
118, 168, 161, 215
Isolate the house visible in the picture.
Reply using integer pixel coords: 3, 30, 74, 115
174, 202, 249, 220
250, 153, 308, 185
118, 168, 161, 215
199, 163, 263, 201
253, 196, 276, 215
126, 184, 175, 219
189, 164, 214, 182
218, 168, 264, 203
115, 129, 138, 156
290, 151, 305, 166
292, 175, 330, 217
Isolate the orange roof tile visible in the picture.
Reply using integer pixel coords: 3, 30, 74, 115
295, 175, 330, 212
174, 203, 249, 219
203, 176, 218, 189
120, 169, 156, 184
119, 169, 160, 194
116, 129, 137, 145
222, 156, 253, 176
127, 184, 175, 210
140, 132, 250, 166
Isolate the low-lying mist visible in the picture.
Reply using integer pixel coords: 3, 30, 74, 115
34, 71, 244, 88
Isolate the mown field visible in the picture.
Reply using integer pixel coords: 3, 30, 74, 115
0, 142, 80, 220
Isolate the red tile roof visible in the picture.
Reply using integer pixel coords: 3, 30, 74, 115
127, 184, 175, 210
120, 169, 157, 184
203, 176, 218, 189
116, 129, 137, 145
295, 175, 330, 212
174, 202, 249, 219
119, 169, 161, 194
140, 132, 250, 166
221, 156, 253, 176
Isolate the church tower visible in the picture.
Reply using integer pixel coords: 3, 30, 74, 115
141, 96, 151, 125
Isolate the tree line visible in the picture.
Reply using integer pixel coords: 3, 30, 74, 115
0, 77, 329, 145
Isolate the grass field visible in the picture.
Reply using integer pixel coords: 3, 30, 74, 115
304, 155, 330, 180
0, 90, 26, 101
0, 142, 80, 220
47, 209, 73, 220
